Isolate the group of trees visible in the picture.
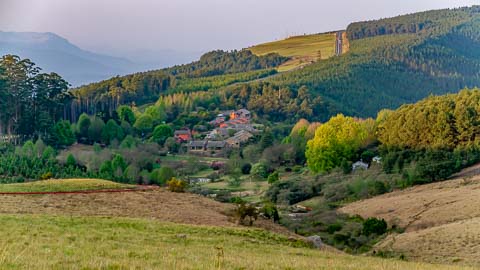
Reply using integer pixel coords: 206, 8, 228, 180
346, 6, 479, 40
306, 114, 375, 173
377, 89, 480, 150
0, 55, 72, 136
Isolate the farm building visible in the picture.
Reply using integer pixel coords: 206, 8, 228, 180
225, 130, 254, 148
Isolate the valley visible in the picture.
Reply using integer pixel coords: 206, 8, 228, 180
1, 4, 480, 270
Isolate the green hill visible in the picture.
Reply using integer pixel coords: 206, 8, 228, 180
263, 6, 480, 118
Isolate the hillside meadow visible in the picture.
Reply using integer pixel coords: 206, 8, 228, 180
0, 214, 473, 270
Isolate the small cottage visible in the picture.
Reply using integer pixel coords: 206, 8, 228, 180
352, 161, 369, 171
174, 129, 192, 143
225, 130, 254, 148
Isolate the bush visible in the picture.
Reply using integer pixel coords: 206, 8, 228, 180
362, 217, 387, 236
326, 223, 343, 234
66, 154, 77, 167
261, 202, 280, 223
267, 171, 279, 184
234, 202, 258, 226
40, 172, 53, 180
151, 167, 176, 186
167, 177, 187, 192
241, 163, 252, 174
251, 162, 268, 180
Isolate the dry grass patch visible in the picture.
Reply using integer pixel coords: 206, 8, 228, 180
339, 171, 480, 267
376, 218, 480, 266
249, 33, 336, 71
339, 175, 480, 231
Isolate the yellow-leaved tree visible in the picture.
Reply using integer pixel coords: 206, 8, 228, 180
306, 114, 374, 173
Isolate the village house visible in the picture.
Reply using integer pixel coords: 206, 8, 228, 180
174, 129, 192, 143
352, 161, 369, 171
230, 109, 251, 120
225, 130, 254, 148
188, 140, 228, 156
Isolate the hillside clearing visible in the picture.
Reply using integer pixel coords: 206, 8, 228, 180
339, 169, 480, 266
0, 179, 135, 193
377, 218, 480, 266
339, 174, 480, 232
249, 33, 336, 71
0, 214, 472, 270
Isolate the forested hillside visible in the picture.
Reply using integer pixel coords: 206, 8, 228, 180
70, 50, 287, 120
264, 6, 480, 118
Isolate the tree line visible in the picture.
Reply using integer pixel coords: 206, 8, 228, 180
0, 55, 72, 137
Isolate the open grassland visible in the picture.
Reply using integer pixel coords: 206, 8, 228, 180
339, 168, 480, 266
0, 214, 472, 270
377, 218, 480, 266
0, 187, 293, 236
249, 33, 336, 71
339, 174, 480, 232
0, 189, 233, 227
0, 179, 135, 193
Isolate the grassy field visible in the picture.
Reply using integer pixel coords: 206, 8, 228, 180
0, 214, 472, 270
201, 177, 270, 203
249, 33, 336, 71
0, 179, 134, 193
339, 171, 480, 266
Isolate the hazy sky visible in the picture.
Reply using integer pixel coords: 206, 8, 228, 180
1, 0, 479, 54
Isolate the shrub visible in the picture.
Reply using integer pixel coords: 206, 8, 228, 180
40, 172, 53, 180
167, 177, 187, 192
251, 162, 268, 180
362, 217, 387, 236
234, 202, 258, 226
66, 154, 77, 167
261, 202, 280, 223
326, 223, 343, 234
151, 167, 176, 186
267, 171, 279, 184
241, 163, 252, 174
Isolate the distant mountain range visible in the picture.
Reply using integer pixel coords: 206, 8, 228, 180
0, 31, 199, 87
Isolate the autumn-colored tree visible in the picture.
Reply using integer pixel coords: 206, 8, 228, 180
306, 114, 371, 173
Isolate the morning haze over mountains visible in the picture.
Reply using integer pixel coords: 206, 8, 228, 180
0, 31, 200, 86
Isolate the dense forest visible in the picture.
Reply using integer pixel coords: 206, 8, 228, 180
265, 6, 480, 118
70, 50, 288, 121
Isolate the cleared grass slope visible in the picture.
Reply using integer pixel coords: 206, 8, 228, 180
0, 179, 135, 193
0, 214, 472, 270
339, 166, 480, 266
249, 33, 336, 71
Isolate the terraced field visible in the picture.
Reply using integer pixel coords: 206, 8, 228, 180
249, 33, 337, 71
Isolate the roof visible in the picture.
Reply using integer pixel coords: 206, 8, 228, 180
352, 161, 369, 169
175, 130, 191, 135
189, 141, 206, 147
236, 109, 251, 114
207, 141, 226, 148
